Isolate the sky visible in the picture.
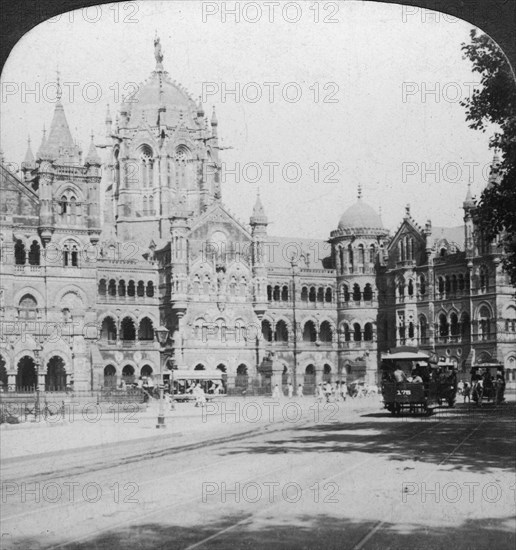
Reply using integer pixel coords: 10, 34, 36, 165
0, 0, 500, 239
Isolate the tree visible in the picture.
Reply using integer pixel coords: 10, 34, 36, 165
461, 29, 516, 285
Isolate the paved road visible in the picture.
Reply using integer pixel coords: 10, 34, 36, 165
1, 401, 515, 549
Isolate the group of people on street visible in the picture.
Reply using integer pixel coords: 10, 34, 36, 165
465, 367, 506, 405
271, 381, 351, 402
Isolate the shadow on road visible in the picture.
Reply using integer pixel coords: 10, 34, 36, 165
218, 404, 516, 474
14, 512, 515, 549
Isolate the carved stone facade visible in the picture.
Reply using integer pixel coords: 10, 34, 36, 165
0, 43, 514, 392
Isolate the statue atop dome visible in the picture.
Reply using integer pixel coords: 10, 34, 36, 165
154, 35, 164, 70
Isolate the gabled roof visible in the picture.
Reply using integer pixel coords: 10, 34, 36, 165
189, 201, 252, 239
387, 216, 425, 251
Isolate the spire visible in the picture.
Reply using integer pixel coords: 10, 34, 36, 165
23, 135, 35, 165
105, 104, 112, 124
37, 125, 47, 159
84, 133, 101, 166
250, 188, 268, 226
357, 183, 362, 200
404, 203, 411, 218
197, 96, 204, 118
211, 106, 218, 125
56, 66, 62, 103
463, 182, 475, 209
45, 82, 79, 163
105, 104, 113, 138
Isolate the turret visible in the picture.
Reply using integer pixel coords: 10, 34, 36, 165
84, 134, 102, 243
250, 189, 269, 312
84, 133, 102, 167
105, 104, 112, 138
21, 136, 36, 177
36, 126, 47, 160
463, 183, 476, 257
211, 106, 218, 141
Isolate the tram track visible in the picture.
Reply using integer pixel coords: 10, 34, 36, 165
3, 405, 506, 549
65, 413, 457, 549
350, 415, 491, 550
181, 414, 479, 550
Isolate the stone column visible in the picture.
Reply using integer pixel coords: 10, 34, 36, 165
72, 312, 89, 391
37, 372, 45, 392
270, 357, 284, 392
7, 373, 15, 392
314, 361, 323, 387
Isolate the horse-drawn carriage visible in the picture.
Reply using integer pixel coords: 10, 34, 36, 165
470, 362, 505, 405
381, 350, 457, 415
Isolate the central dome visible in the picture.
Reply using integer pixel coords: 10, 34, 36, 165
126, 71, 197, 127
338, 198, 383, 230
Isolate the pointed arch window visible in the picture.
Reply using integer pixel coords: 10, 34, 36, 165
419, 275, 426, 296
139, 145, 154, 188
19, 294, 37, 320
478, 306, 491, 340
63, 241, 79, 267
28, 241, 41, 266
15, 240, 26, 265
363, 283, 373, 301
108, 279, 117, 296
408, 279, 414, 296
348, 244, 354, 273
358, 244, 365, 265
369, 244, 376, 264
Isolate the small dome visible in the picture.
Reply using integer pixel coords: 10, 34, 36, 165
338, 198, 383, 230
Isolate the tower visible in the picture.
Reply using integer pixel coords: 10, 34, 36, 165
107, 37, 222, 245
249, 190, 269, 318
329, 185, 388, 383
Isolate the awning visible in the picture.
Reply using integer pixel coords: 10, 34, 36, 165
168, 369, 224, 380
381, 352, 430, 361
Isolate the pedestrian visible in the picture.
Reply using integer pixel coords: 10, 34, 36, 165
315, 383, 323, 402
164, 391, 172, 409
340, 382, 347, 402
272, 384, 280, 399
296, 383, 304, 398
463, 382, 471, 403
197, 384, 207, 408
287, 383, 294, 399
324, 381, 332, 403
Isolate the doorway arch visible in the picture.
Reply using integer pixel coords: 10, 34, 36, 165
46, 356, 67, 391
16, 356, 37, 390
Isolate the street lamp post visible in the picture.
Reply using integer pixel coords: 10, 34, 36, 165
290, 258, 298, 389
154, 325, 170, 429
168, 359, 175, 411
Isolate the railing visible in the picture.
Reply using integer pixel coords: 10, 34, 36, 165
102, 294, 154, 301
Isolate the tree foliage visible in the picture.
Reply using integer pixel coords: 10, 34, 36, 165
461, 29, 516, 285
